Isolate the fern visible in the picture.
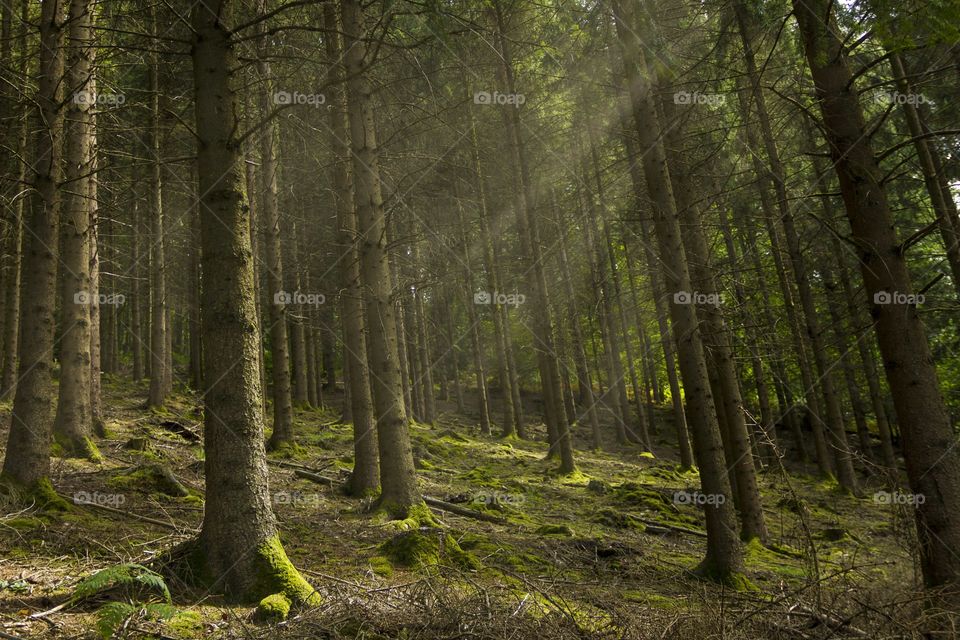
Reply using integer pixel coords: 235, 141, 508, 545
73, 563, 171, 604
95, 602, 135, 639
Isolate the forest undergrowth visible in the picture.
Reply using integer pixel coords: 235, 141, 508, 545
0, 376, 951, 639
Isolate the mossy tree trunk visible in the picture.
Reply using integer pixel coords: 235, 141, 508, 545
190, 0, 317, 605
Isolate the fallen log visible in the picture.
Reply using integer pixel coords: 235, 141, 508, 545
422, 495, 509, 525
293, 469, 335, 486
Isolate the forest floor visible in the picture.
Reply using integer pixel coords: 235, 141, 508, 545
0, 376, 949, 639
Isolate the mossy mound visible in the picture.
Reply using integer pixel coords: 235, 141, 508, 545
253, 592, 291, 622
535, 523, 574, 537
593, 508, 645, 531
379, 529, 481, 570
108, 464, 189, 497
368, 556, 394, 577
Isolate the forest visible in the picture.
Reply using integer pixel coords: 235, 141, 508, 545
0, 0, 959, 637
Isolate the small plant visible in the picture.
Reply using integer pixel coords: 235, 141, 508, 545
72, 564, 199, 639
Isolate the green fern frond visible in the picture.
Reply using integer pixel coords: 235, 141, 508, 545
95, 601, 136, 639
73, 563, 171, 604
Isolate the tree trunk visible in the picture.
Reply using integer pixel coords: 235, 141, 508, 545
52, 158, 94, 457
613, 0, 743, 581
255, 18, 295, 448
341, 0, 423, 515
793, 0, 960, 592
190, 0, 318, 605
147, 2, 169, 408
323, 1, 378, 496
1, 0, 65, 490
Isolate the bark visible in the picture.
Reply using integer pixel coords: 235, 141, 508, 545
793, 0, 960, 591
254, 14, 295, 449
147, 2, 169, 408
53, 19, 97, 456
341, 0, 422, 513
2, 0, 65, 488
612, 0, 743, 580
659, 96, 767, 542
616, 100, 694, 470
190, 0, 316, 604
323, 1, 378, 496
491, 2, 571, 470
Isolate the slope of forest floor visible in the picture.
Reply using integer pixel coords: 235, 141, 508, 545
0, 376, 947, 639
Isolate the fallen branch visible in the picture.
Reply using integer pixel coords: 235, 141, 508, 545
58, 493, 189, 532
422, 496, 509, 525
293, 469, 335, 486
634, 517, 707, 538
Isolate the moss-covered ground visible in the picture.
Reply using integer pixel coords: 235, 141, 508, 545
0, 378, 939, 638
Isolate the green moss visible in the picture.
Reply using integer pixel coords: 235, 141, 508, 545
593, 508, 645, 531
52, 434, 102, 462
108, 465, 188, 497
379, 530, 480, 570
378, 501, 439, 531
249, 535, 321, 607
368, 556, 394, 577
253, 593, 291, 622
166, 610, 203, 637
32, 477, 71, 512
535, 523, 573, 537
3, 516, 46, 530
693, 559, 757, 591
622, 590, 682, 609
